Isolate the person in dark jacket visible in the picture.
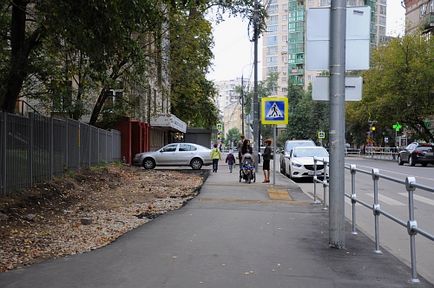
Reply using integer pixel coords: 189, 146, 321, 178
262, 139, 272, 183
225, 150, 236, 173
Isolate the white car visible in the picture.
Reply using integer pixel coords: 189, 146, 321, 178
288, 146, 329, 179
133, 143, 212, 170
280, 139, 316, 176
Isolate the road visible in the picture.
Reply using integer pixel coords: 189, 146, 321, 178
289, 157, 434, 285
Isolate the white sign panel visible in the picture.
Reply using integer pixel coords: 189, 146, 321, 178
312, 76, 363, 101
306, 6, 371, 71
150, 113, 187, 133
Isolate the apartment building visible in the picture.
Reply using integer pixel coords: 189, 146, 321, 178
214, 78, 252, 139
403, 0, 434, 34
262, 0, 387, 90
262, 0, 289, 95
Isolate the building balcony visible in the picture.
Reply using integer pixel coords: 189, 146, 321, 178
290, 68, 304, 75
421, 12, 434, 34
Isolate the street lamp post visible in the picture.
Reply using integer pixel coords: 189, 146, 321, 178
241, 75, 245, 136
252, 0, 260, 168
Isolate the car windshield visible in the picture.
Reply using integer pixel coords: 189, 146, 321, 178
293, 147, 328, 158
285, 141, 315, 151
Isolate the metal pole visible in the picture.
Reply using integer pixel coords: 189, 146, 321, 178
253, 0, 259, 170
29, 113, 34, 187
372, 168, 382, 254
350, 164, 357, 235
65, 119, 69, 169
272, 125, 276, 185
313, 159, 320, 204
405, 177, 420, 283
2, 113, 7, 195
88, 124, 91, 167
50, 117, 54, 179
329, 0, 346, 249
241, 75, 245, 136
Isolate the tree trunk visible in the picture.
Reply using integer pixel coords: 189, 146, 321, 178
88, 59, 127, 125
1, 0, 42, 112
89, 88, 109, 125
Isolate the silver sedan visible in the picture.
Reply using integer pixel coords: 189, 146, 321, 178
133, 143, 213, 170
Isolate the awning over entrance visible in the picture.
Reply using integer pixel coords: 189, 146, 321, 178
150, 113, 187, 133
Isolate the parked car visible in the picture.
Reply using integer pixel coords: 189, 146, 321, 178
397, 143, 434, 166
133, 143, 212, 170
288, 146, 329, 179
279, 139, 316, 176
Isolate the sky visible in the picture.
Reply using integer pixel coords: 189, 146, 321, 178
207, 0, 405, 82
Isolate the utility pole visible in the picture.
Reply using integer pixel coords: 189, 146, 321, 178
253, 0, 260, 168
241, 76, 245, 136
329, 0, 346, 249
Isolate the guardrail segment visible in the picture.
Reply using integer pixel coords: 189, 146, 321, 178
312, 158, 434, 284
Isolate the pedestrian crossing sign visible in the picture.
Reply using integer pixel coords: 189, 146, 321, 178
261, 97, 288, 125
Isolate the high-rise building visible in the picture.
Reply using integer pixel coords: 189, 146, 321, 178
403, 0, 434, 34
261, 0, 289, 96
262, 0, 388, 90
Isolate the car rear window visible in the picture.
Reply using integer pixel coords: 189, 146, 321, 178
179, 144, 197, 151
416, 146, 433, 152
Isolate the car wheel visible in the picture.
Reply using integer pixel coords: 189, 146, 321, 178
143, 158, 156, 169
397, 155, 404, 165
281, 161, 286, 175
409, 156, 416, 166
190, 158, 203, 170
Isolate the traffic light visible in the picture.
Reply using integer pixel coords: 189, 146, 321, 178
371, 126, 376, 132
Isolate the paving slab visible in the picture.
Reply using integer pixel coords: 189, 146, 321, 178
0, 161, 432, 288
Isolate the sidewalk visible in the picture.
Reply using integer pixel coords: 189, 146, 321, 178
0, 160, 432, 287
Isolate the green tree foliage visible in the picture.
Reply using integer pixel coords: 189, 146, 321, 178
278, 85, 329, 146
0, 0, 263, 128
225, 127, 241, 148
347, 34, 434, 143
0, 0, 164, 114
169, 10, 219, 128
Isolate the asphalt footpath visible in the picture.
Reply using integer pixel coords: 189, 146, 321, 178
0, 160, 433, 288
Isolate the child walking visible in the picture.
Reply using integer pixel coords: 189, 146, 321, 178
210, 143, 222, 172
225, 150, 236, 173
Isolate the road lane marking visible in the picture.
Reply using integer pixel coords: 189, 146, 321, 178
365, 193, 405, 206
344, 162, 434, 183
398, 193, 434, 206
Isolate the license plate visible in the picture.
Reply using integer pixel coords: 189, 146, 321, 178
425, 152, 433, 156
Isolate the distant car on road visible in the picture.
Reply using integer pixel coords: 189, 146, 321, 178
280, 139, 316, 176
288, 146, 329, 179
133, 143, 212, 170
397, 143, 434, 167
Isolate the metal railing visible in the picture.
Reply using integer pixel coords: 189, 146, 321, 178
312, 158, 434, 283
0, 111, 122, 195
364, 146, 399, 161
313, 158, 329, 210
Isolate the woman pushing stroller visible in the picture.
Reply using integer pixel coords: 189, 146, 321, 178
239, 139, 256, 183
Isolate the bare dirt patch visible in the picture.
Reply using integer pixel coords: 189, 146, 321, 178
0, 164, 208, 272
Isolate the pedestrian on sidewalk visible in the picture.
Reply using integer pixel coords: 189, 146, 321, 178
237, 135, 245, 166
210, 143, 222, 172
240, 139, 253, 163
262, 139, 272, 183
225, 149, 236, 173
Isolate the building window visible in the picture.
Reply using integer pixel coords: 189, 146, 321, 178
153, 88, 157, 114
268, 25, 278, 32
267, 35, 278, 45
268, 4, 278, 14
268, 15, 278, 25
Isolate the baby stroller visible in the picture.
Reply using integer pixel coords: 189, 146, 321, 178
239, 153, 256, 184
